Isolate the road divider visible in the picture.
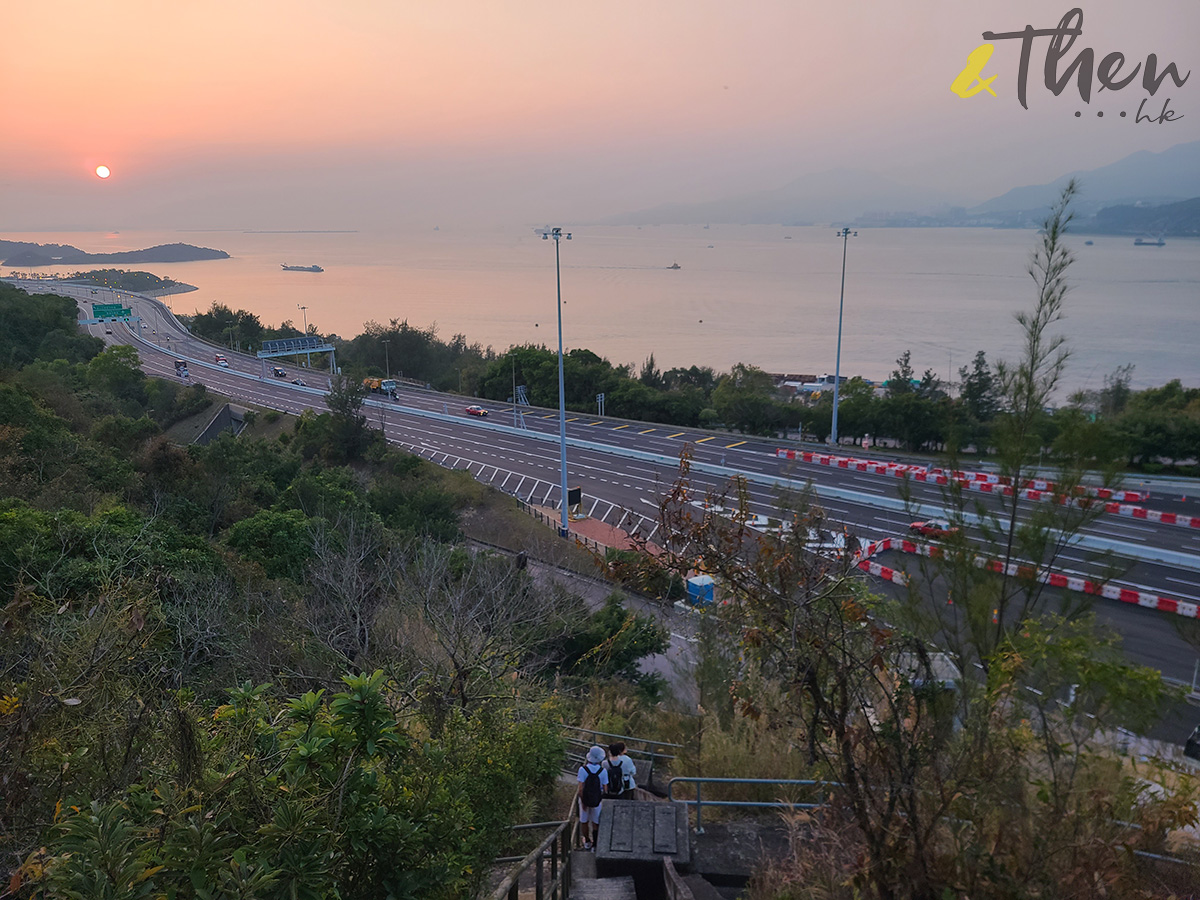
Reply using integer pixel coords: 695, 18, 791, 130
776, 448, 1150, 503
856, 537, 1199, 620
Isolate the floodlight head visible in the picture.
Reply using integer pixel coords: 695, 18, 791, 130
565, 233, 572, 240
542, 233, 548, 240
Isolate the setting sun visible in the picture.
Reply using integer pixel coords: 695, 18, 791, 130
95, 165, 110, 178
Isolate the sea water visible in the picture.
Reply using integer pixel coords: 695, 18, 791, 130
5, 224, 1198, 393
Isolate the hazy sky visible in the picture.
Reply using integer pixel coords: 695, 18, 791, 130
2, 0, 1197, 229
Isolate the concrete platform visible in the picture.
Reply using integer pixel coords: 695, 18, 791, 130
595, 800, 690, 865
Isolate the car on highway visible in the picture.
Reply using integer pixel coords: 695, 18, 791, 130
465, 405, 489, 417
105, 327, 112, 334
272, 367, 287, 378
909, 518, 960, 539
291, 378, 306, 386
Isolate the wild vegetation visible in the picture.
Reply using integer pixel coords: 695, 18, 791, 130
593, 185, 1200, 898
0, 281, 668, 897
4, 184, 1195, 897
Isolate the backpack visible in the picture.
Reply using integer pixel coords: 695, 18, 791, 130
581, 763, 603, 807
605, 761, 623, 796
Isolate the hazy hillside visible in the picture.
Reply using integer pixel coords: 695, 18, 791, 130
1075, 196, 1200, 237
969, 141, 1200, 217
0, 239, 229, 267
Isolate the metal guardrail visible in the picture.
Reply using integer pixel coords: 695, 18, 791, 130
666, 777, 839, 832
561, 725, 681, 787
489, 812, 578, 900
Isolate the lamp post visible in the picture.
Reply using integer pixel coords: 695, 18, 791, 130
542, 227, 572, 538
382, 339, 391, 380
297, 305, 310, 367
830, 227, 857, 448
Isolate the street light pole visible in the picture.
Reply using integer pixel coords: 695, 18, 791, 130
831, 227, 857, 448
297, 305, 310, 367
382, 340, 390, 380
542, 227, 572, 538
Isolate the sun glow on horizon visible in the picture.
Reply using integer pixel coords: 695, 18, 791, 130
95, 165, 110, 178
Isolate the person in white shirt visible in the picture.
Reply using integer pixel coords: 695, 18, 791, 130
607, 742, 637, 800
576, 745, 608, 850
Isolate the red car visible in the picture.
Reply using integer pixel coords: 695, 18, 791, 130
909, 518, 960, 539
465, 405, 489, 417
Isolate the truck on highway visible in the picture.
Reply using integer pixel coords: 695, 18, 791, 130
174, 358, 189, 377
363, 377, 398, 395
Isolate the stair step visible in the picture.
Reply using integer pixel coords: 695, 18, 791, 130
571, 875, 638, 899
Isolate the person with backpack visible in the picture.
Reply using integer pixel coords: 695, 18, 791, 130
607, 742, 637, 800
576, 745, 609, 850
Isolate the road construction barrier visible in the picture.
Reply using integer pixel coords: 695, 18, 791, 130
854, 537, 1199, 619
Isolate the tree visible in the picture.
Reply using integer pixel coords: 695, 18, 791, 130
86, 344, 146, 401
712, 363, 779, 434
958, 350, 998, 423
324, 373, 372, 462
887, 350, 915, 396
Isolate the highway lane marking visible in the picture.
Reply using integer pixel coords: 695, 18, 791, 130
566, 417, 579, 422
725, 441, 747, 449
614, 424, 630, 430
639, 429, 656, 434
588, 499, 600, 516
695, 437, 716, 443
541, 414, 556, 419
666, 432, 684, 438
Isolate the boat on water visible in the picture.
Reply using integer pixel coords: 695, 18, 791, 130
1133, 237, 1165, 247
1085, 240, 1094, 245
668, 262, 681, 270
281, 264, 324, 272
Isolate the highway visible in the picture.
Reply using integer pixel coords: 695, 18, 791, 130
15, 278, 1200, 695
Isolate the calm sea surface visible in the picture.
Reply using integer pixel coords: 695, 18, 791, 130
5, 225, 1198, 392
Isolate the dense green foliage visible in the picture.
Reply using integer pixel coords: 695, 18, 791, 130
0, 284, 670, 895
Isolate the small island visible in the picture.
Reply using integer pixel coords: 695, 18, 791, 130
62, 268, 198, 295
0, 239, 230, 267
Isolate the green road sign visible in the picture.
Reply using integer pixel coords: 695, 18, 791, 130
93, 303, 124, 317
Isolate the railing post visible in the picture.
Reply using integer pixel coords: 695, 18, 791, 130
695, 781, 704, 834
535, 848, 544, 900
508, 880, 518, 900
564, 825, 572, 899
550, 831, 558, 896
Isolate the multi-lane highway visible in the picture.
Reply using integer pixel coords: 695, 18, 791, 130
15, 278, 1200, 689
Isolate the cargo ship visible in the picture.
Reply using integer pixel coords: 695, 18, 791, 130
1133, 237, 1165, 247
281, 264, 324, 272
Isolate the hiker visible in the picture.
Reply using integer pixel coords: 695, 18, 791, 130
576, 745, 609, 850
607, 742, 637, 800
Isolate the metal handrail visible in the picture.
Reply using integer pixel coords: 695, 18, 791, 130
562, 725, 682, 787
489, 808, 579, 900
667, 777, 840, 832
560, 724, 683, 747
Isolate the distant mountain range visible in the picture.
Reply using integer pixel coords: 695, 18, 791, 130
607, 140, 1200, 228
967, 141, 1200, 221
0, 240, 229, 267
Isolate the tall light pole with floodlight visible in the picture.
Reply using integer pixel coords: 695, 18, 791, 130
542, 227, 572, 538
831, 227, 857, 448
382, 339, 391, 380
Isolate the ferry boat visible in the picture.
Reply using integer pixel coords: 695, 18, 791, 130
1133, 237, 1165, 247
281, 264, 324, 272
667, 262, 681, 269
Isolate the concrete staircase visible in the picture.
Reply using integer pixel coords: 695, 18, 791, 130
571, 849, 638, 899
